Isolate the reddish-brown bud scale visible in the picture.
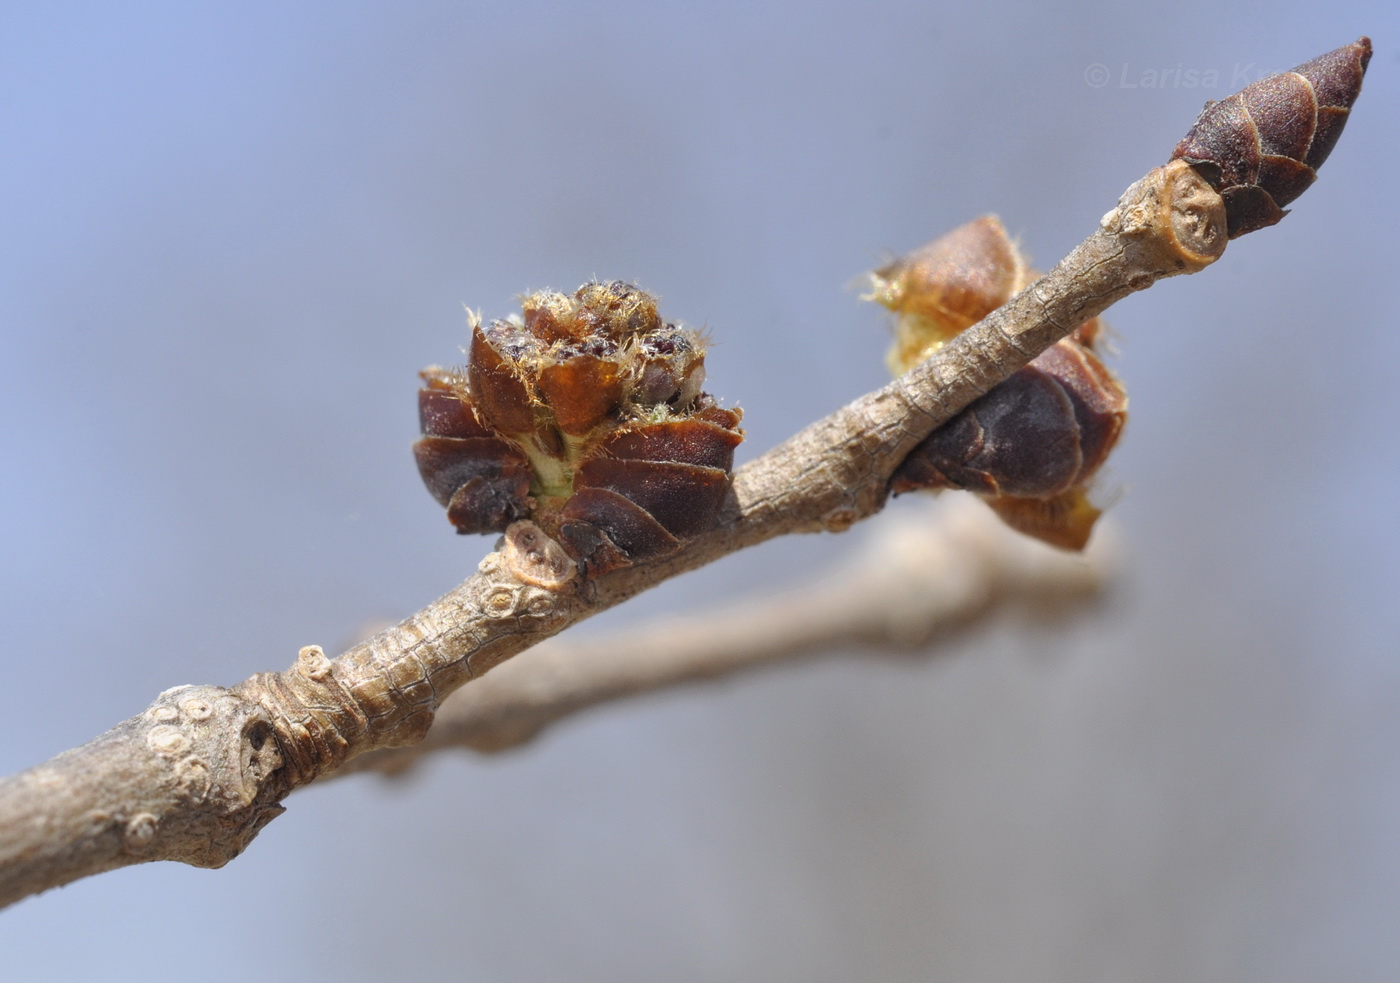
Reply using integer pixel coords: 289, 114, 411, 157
1171, 37, 1371, 238
414, 376, 533, 534
414, 281, 743, 574
869, 217, 1127, 550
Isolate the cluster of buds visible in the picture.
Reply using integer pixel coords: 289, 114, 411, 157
868, 216, 1127, 550
414, 281, 743, 574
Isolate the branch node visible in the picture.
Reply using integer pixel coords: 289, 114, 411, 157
123, 813, 158, 853
502, 521, 579, 590
296, 644, 334, 681
1102, 160, 1228, 273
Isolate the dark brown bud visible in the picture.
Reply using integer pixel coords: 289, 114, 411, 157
413, 373, 533, 534
413, 281, 743, 573
1171, 37, 1371, 238
891, 341, 1126, 550
870, 217, 1127, 550
560, 403, 743, 573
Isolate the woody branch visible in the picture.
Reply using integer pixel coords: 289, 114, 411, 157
0, 31, 1372, 910
0, 160, 1226, 908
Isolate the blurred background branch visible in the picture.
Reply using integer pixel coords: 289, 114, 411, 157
336, 497, 1117, 775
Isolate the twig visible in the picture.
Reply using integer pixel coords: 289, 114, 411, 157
0, 159, 1226, 908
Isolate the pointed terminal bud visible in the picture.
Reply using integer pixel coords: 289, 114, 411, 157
1172, 37, 1371, 237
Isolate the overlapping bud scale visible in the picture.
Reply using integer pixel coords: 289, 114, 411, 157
414, 281, 742, 574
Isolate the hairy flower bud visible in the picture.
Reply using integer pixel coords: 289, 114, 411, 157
1171, 37, 1371, 238
869, 217, 1126, 550
414, 280, 743, 574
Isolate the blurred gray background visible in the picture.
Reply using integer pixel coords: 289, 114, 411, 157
2, 2, 1396, 980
